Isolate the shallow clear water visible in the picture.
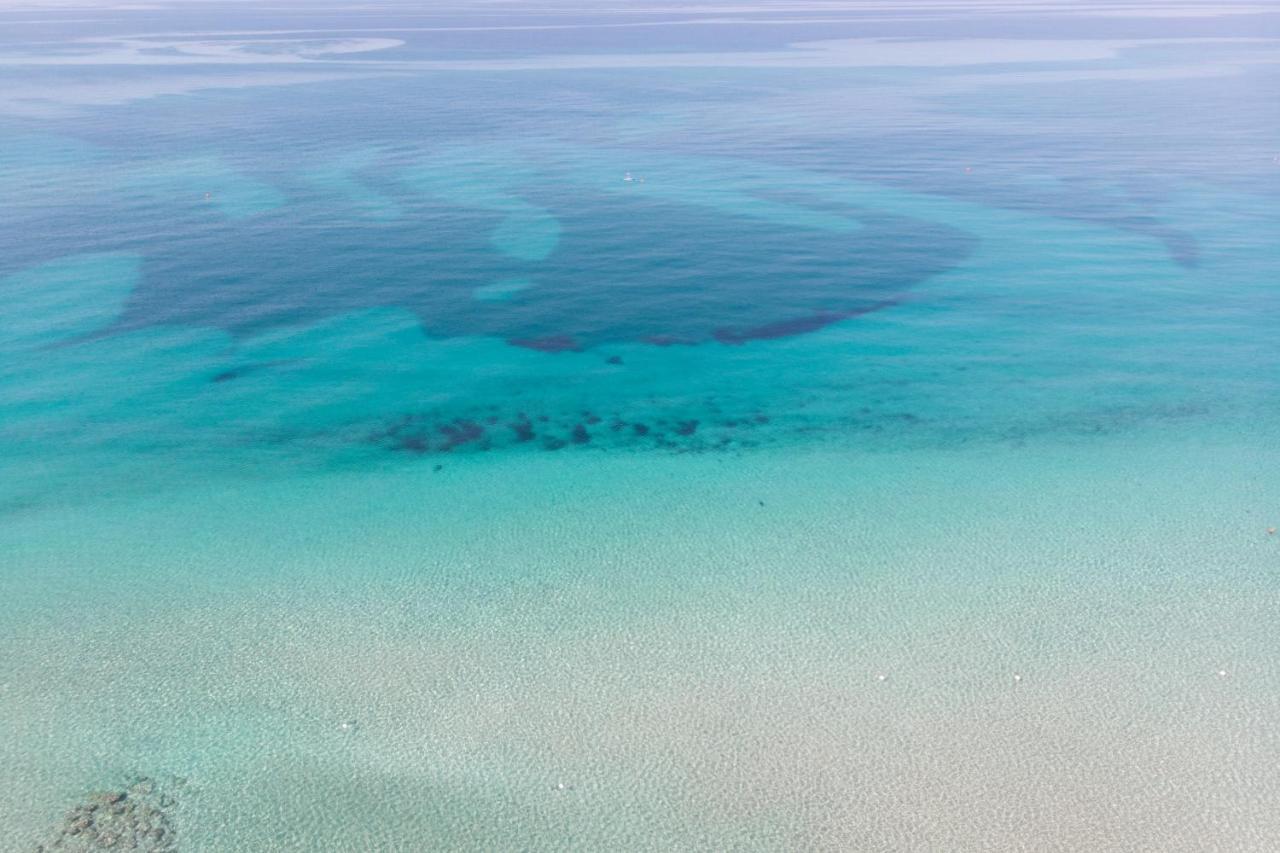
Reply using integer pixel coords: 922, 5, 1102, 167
2, 1, 1280, 849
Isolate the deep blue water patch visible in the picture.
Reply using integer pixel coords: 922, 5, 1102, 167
105, 186, 974, 349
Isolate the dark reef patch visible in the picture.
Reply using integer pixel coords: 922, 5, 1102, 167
713, 299, 902, 345
398, 434, 429, 453
363, 379, 1190, 465
359, 403, 785, 459
674, 419, 699, 436
714, 312, 848, 344
510, 417, 535, 442
438, 418, 485, 451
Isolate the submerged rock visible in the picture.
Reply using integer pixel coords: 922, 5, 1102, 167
674, 419, 699, 436
510, 418, 535, 442
32, 775, 179, 853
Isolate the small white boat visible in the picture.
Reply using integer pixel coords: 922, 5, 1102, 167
623, 172, 635, 182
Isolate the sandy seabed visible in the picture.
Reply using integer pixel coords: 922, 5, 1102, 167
3, 431, 1279, 851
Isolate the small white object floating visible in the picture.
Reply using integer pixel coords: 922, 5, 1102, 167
875, 673, 887, 682
1217, 669, 1229, 678
623, 172, 634, 182
1013, 673, 1023, 683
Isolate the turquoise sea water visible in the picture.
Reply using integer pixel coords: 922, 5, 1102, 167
3, 1, 1280, 849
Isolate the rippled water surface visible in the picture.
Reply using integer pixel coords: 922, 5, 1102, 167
2, 1, 1280, 850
